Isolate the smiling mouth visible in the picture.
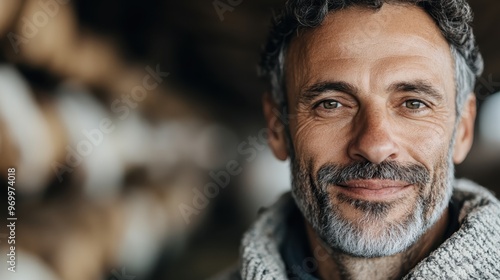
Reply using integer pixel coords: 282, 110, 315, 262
336, 179, 412, 200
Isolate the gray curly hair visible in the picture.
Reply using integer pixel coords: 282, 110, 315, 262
260, 0, 484, 118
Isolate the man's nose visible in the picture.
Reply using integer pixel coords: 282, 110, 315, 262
347, 110, 399, 164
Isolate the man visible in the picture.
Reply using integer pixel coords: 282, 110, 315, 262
221, 0, 500, 279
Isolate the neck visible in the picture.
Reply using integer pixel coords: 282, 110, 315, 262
306, 208, 450, 280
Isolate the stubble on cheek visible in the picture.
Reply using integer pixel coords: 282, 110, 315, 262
291, 158, 331, 231
420, 148, 452, 223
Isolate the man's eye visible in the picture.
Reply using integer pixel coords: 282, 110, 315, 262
320, 100, 342, 109
404, 100, 427, 110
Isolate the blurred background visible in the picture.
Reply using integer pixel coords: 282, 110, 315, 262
0, 0, 498, 279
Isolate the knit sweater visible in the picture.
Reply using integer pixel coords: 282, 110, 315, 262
219, 179, 500, 280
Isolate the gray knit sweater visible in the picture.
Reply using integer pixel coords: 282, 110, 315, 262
218, 179, 500, 280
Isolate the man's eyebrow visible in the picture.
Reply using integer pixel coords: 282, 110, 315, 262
389, 80, 444, 102
300, 81, 359, 104
299, 80, 444, 104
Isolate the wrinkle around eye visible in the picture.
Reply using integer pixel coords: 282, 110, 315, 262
292, 117, 317, 151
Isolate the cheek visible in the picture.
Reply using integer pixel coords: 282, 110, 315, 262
291, 117, 351, 165
291, 109, 455, 170
400, 120, 453, 169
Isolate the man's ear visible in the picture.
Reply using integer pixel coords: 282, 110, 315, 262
453, 94, 477, 164
263, 92, 289, 161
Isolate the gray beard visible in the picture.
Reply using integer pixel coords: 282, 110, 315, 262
290, 149, 454, 258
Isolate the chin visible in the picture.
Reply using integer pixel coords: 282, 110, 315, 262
316, 195, 428, 258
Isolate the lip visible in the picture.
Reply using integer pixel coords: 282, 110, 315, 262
335, 179, 411, 200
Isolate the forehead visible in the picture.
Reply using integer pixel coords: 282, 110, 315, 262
285, 4, 455, 94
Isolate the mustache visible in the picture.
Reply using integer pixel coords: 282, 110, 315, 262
317, 161, 431, 187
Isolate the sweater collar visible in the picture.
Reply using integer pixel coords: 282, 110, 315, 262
239, 179, 500, 280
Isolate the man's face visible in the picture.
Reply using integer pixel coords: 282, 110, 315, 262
265, 4, 475, 257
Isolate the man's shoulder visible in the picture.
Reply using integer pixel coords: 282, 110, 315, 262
453, 178, 500, 210
405, 179, 500, 279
